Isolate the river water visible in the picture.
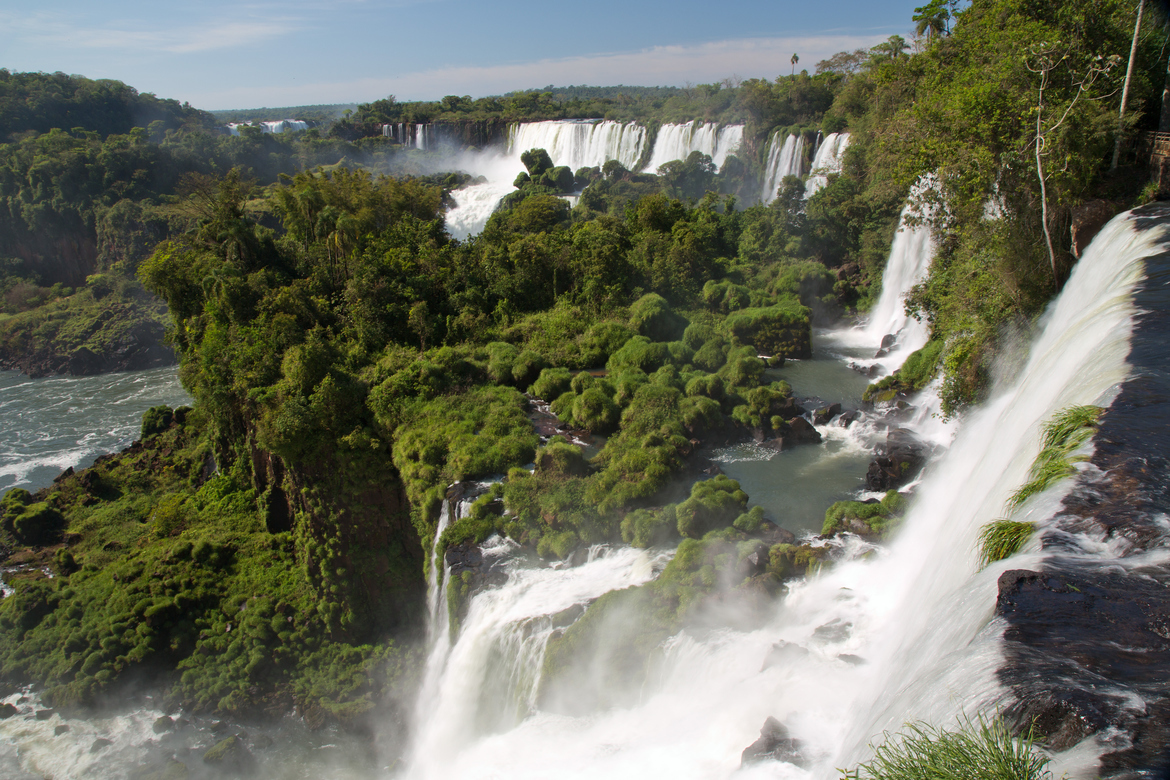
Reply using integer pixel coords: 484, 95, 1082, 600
0, 366, 191, 494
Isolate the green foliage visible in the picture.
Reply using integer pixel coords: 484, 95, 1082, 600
846, 715, 1050, 780
864, 339, 944, 404
1008, 405, 1103, 507
823, 490, 906, 536
628, 293, 688, 342
390, 385, 538, 537
141, 405, 174, 438
11, 502, 65, 546
723, 299, 811, 358
675, 476, 749, 539
977, 519, 1034, 567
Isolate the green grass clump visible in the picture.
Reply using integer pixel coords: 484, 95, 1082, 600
978, 519, 1034, 567
846, 715, 1051, 780
1008, 405, 1103, 508
863, 339, 944, 404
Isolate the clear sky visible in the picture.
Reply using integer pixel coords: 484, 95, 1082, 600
0, 1, 924, 110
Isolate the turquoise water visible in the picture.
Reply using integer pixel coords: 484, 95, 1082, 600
714, 334, 883, 535
0, 366, 192, 493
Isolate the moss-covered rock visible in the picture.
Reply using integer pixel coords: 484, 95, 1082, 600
822, 490, 906, 537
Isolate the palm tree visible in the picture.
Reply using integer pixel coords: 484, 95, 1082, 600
913, 0, 950, 43
887, 34, 909, 59
791, 53, 799, 75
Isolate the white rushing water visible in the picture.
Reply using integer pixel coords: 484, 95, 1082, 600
760, 133, 805, 204
445, 120, 647, 240
0, 366, 191, 492
642, 122, 744, 173
226, 120, 308, 135
803, 133, 850, 199
829, 174, 937, 379
401, 211, 1163, 780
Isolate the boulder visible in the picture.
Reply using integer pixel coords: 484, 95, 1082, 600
813, 403, 842, 426
865, 428, 926, 490
785, 417, 823, 445
0, 703, 16, 719
153, 715, 175, 734
202, 735, 255, 774
741, 716, 805, 767
90, 738, 113, 753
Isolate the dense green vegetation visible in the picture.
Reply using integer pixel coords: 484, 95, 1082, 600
0, 0, 1161, 736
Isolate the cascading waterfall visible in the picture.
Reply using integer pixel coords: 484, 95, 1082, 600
445, 120, 647, 240
803, 132, 851, 199
832, 175, 937, 378
641, 122, 744, 173
510, 120, 646, 172
760, 133, 805, 204
404, 210, 1163, 779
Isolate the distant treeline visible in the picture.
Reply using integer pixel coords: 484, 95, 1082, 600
0, 70, 217, 142
211, 104, 359, 125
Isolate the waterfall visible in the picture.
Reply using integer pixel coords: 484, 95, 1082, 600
445, 120, 647, 240
400, 212, 1165, 779
409, 545, 668, 780
826, 176, 935, 380
642, 122, 744, 173
804, 132, 851, 198
509, 120, 647, 172
760, 132, 805, 204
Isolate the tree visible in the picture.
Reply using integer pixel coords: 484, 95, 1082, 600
1111, 0, 1146, 170
1027, 43, 1120, 283
791, 53, 800, 76
887, 35, 909, 59
913, 0, 950, 43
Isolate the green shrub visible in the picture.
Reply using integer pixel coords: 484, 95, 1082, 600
1008, 405, 1103, 508
675, 476, 748, 539
12, 502, 65, 546
535, 441, 588, 477
628, 293, 687, 342
978, 519, 1033, 567
723, 300, 811, 358
620, 505, 680, 548
823, 490, 906, 536
572, 387, 620, 433
141, 405, 174, 438
531, 367, 573, 401
847, 715, 1050, 780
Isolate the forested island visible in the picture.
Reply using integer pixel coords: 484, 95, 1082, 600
0, 0, 1167, 777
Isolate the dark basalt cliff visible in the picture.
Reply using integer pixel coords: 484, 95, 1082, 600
998, 204, 1170, 777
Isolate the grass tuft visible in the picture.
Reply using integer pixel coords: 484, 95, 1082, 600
843, 715, 1051, 780
1008, 405, 1102, 508
978, 518, 1034, 567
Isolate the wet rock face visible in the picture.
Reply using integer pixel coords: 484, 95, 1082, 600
865, 428, 925, 490
740, 716, 805, 767
998, 221, 1170, 777
1070, 199, 1119, 259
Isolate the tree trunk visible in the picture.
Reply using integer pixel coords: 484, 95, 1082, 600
1112, 0, 1146, 171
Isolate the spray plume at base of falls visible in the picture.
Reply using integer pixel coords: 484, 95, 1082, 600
402, 209, 1167, 780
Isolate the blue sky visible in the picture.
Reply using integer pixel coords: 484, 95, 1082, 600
0, 0, 923, 109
